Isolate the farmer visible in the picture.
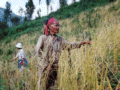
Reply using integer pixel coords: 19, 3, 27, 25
35, 17, 91, 90
10, 43, 28, 71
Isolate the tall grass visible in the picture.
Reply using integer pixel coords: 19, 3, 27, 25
58, 22, 120, 90
0, 0, 120, 90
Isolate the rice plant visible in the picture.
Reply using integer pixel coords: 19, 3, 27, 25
0, 0, 119, 90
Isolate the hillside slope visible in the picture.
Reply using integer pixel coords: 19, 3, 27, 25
0, 0, 120, 90
0, 0, 116, 41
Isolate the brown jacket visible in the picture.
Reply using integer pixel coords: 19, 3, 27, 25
35, 35, 81, 67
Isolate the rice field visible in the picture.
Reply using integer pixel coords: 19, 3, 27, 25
0, 0, 120, 90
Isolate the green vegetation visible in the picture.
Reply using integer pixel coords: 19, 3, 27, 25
0, 49, 3, 55
0, 75, 5, 90
0, 0, 116, 41
11, 16, 20, 26
0, 0, 119, 89
6, 49, 12, 55
109, 4, 120, 11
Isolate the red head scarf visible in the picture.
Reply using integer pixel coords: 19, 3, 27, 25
43, 17, 59, 35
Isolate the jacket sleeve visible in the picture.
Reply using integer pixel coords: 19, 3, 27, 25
35, 35, 45, 56
61, 38, 81, 50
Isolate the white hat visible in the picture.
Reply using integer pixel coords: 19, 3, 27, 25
16, 43, 22, 48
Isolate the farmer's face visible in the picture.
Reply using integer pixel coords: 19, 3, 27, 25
49, 23, 60, 34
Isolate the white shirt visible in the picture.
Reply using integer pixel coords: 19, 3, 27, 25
16, 49, 26, 60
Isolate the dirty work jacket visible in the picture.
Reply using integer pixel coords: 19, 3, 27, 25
35, 35, 81, 68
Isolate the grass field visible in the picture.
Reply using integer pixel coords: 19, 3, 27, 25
0, 0, 120, 90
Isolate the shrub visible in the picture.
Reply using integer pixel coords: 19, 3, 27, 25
109, 0, 116, 2
0, 49, 3, 55
5, 38, 11, 44
0, 21, 8, 30
11, 16, 20, 26
0, 31, 4, 40
109, 5, 119, 11
0, 21, 8, 40
6, 49, 12, 55
0, 75, 5, 90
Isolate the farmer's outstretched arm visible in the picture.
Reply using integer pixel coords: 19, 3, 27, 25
62, 39, 91, 50
9, 57, 18, 62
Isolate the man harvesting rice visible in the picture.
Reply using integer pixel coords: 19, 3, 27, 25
35, 17, 91, 90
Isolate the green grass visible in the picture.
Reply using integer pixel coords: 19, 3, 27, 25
0, 74, 5, 90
